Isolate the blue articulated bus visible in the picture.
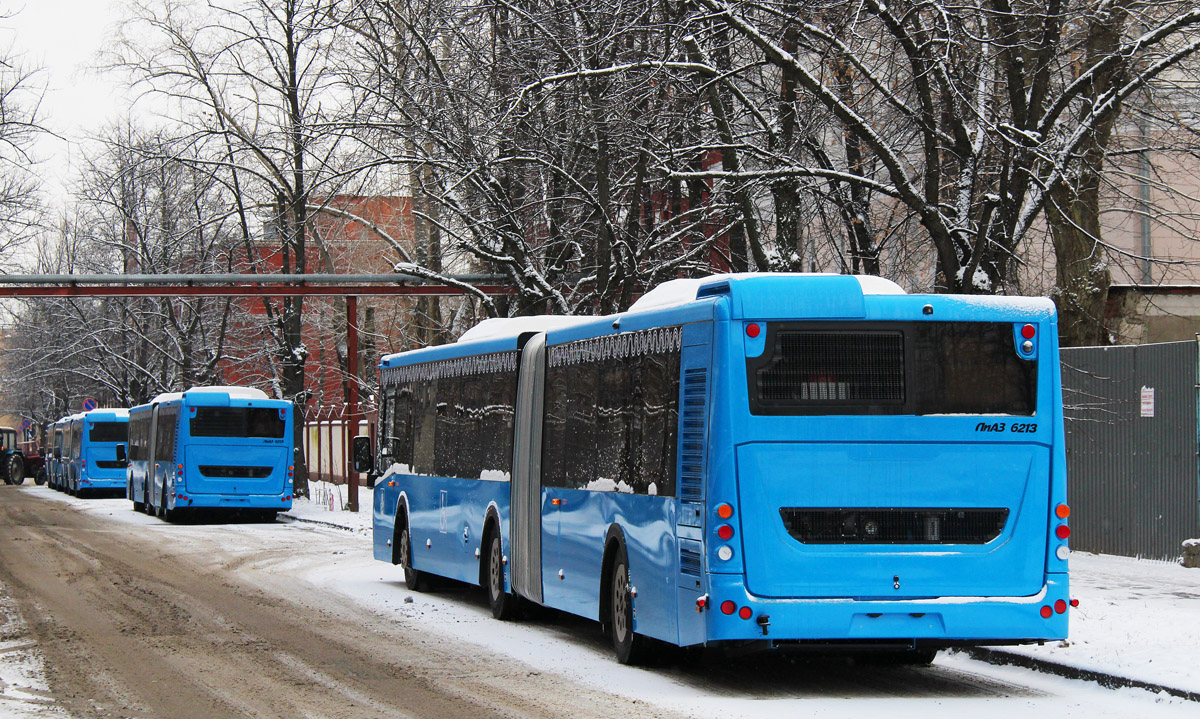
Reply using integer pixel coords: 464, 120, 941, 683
65, 408, 129, 497
126, 386, 294, 521
368, 273, 1070, 664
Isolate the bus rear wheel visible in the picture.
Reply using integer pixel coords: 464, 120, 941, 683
610, 544, 655, 665
398, 526, 428, 592
486, 532, 520, 620
35, 468, 46, 485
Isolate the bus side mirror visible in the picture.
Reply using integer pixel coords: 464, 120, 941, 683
352, 435, 374, 474
116, 444, 127, 463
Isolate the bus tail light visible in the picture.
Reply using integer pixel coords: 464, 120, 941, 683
738, 606, 752, 620
720, 600, 736, 615
1054, 599, 1067, 614
1055, 525, 1070, 539
696, 595, 708, 612
1055, 504, 1070, 519
1070, 599, 1079, 608
1040, 605, 1052, 618
716, 503, 734, 519
717, 524, 734, 540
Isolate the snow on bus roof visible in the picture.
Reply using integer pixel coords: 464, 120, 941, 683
456, 315, 598, 343
184, 386, 269, 400
85, 408, 129, 418
626, 272, 905, 313
148, 392, 184, 405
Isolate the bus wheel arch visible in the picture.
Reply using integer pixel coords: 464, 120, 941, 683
601, 526, 655, 665
392, 498, 428, 592
480, 508, 520, 620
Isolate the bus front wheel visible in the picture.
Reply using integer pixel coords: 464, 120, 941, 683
398, 526, 428, 592
610, 544, 655, 665
486, 531, 520, 620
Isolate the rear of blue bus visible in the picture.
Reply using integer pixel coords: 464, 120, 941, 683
698, 276, 1069, 650
174, 395, 294, 512
76, 410, 129, 494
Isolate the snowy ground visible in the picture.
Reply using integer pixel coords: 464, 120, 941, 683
3, 481, 1198, 718
0, 586, 62, 718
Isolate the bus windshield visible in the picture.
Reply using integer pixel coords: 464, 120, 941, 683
89, 422, 129, 443
190, 408, 286, 439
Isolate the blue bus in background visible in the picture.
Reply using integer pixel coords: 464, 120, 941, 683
126, 386, 294, 521
48, 416, 71, 491
367, 273, 1071, 664
64, 409, 129, 496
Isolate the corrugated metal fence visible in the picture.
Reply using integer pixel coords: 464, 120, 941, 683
1061, 341, 1200, 559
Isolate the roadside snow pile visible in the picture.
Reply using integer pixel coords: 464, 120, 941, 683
1000, 551, 1200, 694
0, 582, 63, 717
283, 480, 373, 535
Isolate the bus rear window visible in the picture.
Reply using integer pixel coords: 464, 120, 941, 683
190, 408, 286, 438
89, 422, 128, 443
748, 322, 1036, 416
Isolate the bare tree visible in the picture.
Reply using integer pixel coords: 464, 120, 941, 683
685, 0, 1200, 345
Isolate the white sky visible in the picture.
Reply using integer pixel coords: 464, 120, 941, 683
3, 1, 131, 206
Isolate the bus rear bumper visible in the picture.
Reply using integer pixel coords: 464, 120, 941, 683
170, 493, 293, 510
698, 574, 1069, 646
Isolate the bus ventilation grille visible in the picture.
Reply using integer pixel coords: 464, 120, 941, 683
680, 547, 702, 576
198, 465, 274, 479
779, 508, 1009, 544
680, 368, 708, 501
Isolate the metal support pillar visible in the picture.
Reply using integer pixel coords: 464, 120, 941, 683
346, 295, 361, 512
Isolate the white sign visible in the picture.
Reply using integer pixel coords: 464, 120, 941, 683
1140, 386, 1155, 418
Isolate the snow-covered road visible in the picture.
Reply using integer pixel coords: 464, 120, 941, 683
1, 483, 1195, 719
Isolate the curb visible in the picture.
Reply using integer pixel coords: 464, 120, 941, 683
278, 513, 359, 533
964, 647, 1200, 702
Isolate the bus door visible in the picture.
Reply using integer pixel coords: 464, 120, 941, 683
510, 333, 546, 605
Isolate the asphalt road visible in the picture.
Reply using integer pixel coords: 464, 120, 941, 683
2, 485, 1195, 719
0, 486, 674, 719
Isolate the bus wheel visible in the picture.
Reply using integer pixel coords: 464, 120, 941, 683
398, 526, 427, 592
35, 468, 46, 485
486, 531, 520, 620
610, 544, 654, 665
7, 455, 24, 485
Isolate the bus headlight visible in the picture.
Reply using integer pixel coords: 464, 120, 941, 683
716, 545, 733, 561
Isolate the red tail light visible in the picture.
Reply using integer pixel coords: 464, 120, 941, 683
738, 606, 752, 620
746, 323, 761, 338
1021, 324, 1036, 339
1055, 525, 1071, 539
717, 524, 734, 540
1054, 599, 1067, 614
720, 600, 736, 615
1040, 605, 1052, 618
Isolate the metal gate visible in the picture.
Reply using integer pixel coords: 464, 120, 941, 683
1061, 341, 1200, 559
